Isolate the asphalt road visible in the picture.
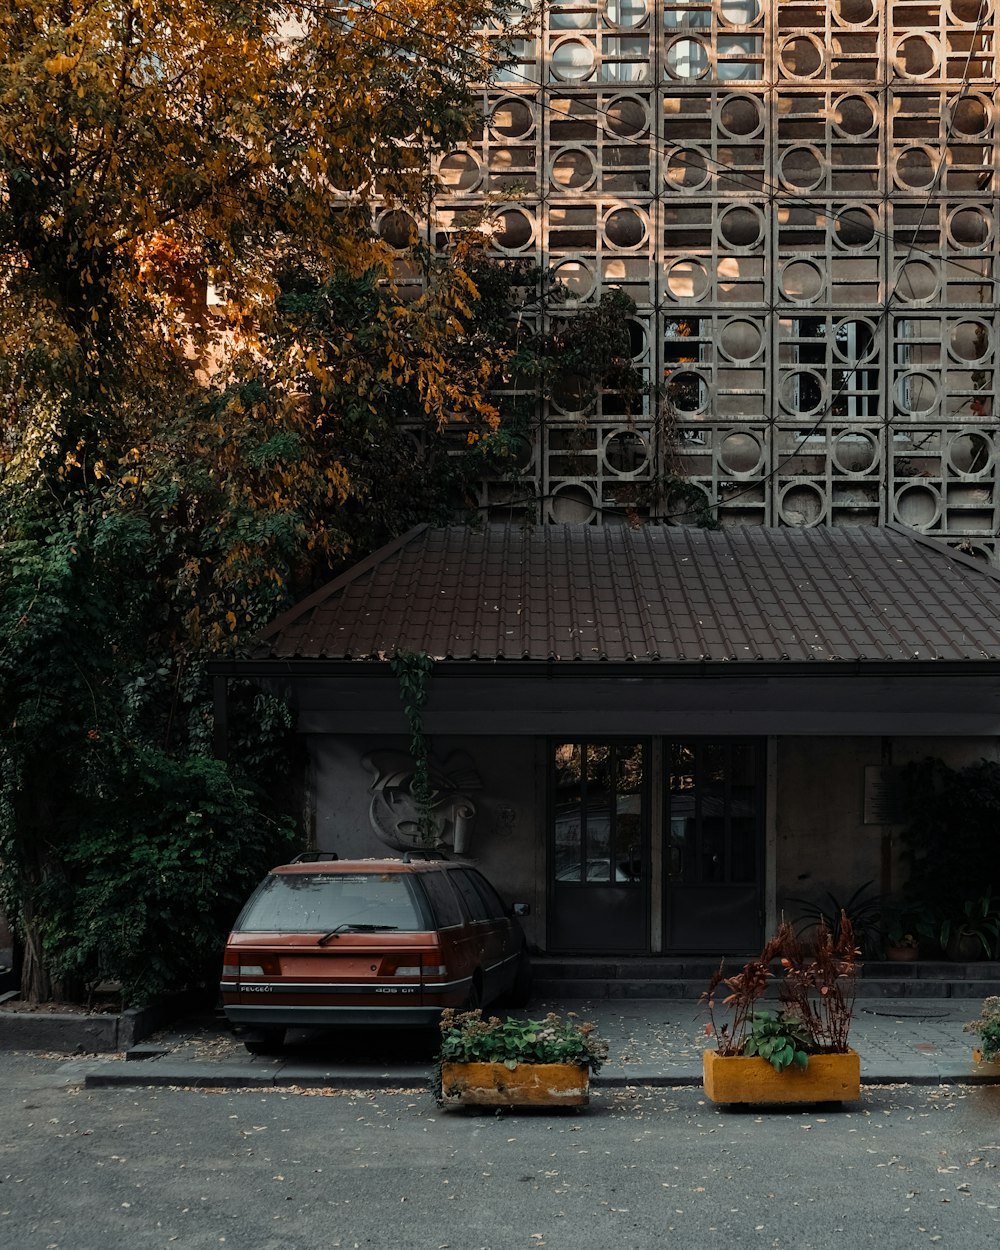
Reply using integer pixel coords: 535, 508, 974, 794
1, 1050, 999, 1250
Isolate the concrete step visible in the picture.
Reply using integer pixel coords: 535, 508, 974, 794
531, 958, 1000, 1000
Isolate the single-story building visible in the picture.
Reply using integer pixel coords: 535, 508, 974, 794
211, 522, 1000, 957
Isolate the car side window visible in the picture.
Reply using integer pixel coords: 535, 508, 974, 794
417, 871, 465, 928
466, 870, 508, 921
449, 869, 492, 922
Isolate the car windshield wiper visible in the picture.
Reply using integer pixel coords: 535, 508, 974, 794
317, 924, 399, 945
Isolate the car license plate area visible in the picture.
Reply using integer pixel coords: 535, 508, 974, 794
278, 954, 388, 978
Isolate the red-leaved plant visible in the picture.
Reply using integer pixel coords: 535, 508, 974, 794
703, 914, 859, 1058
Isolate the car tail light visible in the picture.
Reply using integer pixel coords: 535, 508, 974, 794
222, 954, 280, 977
377, 955, 448, 977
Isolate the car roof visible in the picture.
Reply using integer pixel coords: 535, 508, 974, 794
270, 858, 464, 875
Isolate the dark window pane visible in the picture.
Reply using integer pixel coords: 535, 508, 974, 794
418, 871, 465, 928
451, 870, 492, 922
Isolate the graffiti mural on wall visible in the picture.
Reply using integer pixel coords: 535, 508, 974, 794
362, 750, 482, 853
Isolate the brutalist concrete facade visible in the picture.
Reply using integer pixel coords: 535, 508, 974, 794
394, 1, 1000, 556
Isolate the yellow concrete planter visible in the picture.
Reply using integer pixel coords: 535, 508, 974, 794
703, 1049, 861, 1105
440, 1061, 590, 1108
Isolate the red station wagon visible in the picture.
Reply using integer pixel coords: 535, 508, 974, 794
220, 854, 532, 1053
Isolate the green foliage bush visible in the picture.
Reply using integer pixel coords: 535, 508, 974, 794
38, 747, 296, 1007
897, 758, 1000, 948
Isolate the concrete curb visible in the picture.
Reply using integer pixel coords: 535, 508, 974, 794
0, 994, 211, 1053
74, 1062, 1000, 1091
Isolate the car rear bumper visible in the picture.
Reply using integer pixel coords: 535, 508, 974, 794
224, 1003, 446, 1027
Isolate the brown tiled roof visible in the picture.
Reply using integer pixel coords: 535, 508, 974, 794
256, 524, 1000, 664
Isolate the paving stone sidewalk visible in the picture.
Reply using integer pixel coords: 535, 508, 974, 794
62, 997, 1000, 1090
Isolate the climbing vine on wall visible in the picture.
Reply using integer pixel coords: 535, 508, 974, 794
390, 649, 437, 844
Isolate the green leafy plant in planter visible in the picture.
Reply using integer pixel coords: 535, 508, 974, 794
437, 1009, 608, 1074
964, 996, 1000, 1063
743, 1011, 811, 1072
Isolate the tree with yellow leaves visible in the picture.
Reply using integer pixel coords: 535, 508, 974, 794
0, 0, 518, 1002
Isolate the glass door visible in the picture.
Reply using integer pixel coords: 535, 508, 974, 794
664, 740, 764, 953
548, 741, 648, 953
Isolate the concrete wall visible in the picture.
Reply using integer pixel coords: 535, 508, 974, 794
309, 735, 547, 949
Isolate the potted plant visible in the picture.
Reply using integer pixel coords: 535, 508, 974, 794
964, 996, 1000, 1066
939, 892, 1000, 961
880, 899, 925, 961
435, 1009, 608, 1109
701, 917, 861, 1105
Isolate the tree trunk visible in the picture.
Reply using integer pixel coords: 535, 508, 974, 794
18, 897, 54, 1004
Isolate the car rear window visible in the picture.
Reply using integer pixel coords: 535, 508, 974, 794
233, 872, 428, 933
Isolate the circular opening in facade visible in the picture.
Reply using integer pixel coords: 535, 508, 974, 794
895, 145, 936, 189
665, 146, 711, 190
779, 35, 824, 78
894, 483, 940, 529
949, 319, 991, 364
493, 208, 533, 251
833, 432, 878, 474
780, 370, 825, 416
833, 94, 877, 137
720, 0, 761, 21
552, 259, 595, 300
507, 435, 535, 472
627, 318, 647, 358
438, 150, 481, 192
836, 0, 876, 22
490, 97, 534, 139
833, 206, 877, 249
895, 370, 940, 416
719, 431, 763, 474
666, 258, 710, 300
665, 485, 711, 525
948, 206, 992, 249
719, 94, 763, 138
833, 319, 878, 363
604, 0, 648, 28
550, 484, 596, 524
950, 0, 988, 23
551, 372, 593, 414
779, 482, 826, 527
605, 95, 648, 137
551, 38, 597, 81
948, 431, 992, 475
778, 146, 824, 191
950, 94, 991, 139
668, 371, 708, 414
780, 259, 823, 302
719, 205, 764, 248
665, 37, 709, 80
604, 430, 650, 474
551, 147, 596, 190
896, 259, 939, 303
894, 34, 940, 78
379, 210, 417, 249
720, 318, 763, 362
604, 207, 647, 248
